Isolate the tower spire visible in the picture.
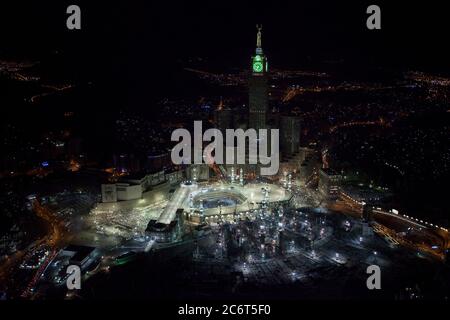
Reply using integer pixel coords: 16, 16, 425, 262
256, 24, 262, 49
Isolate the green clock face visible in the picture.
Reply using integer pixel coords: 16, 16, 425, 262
253, 61, 263, 73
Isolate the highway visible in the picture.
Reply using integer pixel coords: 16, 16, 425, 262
330, 200, 449, 260
15, 200, 69, 298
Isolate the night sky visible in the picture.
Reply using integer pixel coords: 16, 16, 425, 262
1, 1, 449, 110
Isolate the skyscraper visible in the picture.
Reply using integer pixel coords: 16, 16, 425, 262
249, 25, 269, 131
280, 115, 301, 157
214, 108, 233, 134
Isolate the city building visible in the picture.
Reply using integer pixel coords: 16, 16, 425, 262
318, 168, 342, 199
298, 149, 320, 186
116, 183, 142, 201
214, 108, 233, 133
101, 168, 185, 203
145, 220, 179, 243
279, 153, 303, 176
101, 183, 142, 202
280, 115, 301, 157
62, 245, 97, 270
122, 171, 166, 190
298, 147, 317, 163
101, 184, 117, 203
113, 153, 141, 174
186, 164, 210, 182
166, 168, 185, 185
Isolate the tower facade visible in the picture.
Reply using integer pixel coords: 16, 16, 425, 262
249, 25, 269, 131
280, 115, 301, 157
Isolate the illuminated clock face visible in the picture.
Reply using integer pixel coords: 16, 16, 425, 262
253, 61, 263, 73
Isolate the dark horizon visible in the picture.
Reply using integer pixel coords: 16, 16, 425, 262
1, 1, 449, 117
1, 1, 449, 72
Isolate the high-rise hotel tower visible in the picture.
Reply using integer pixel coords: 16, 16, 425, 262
248, 25, 269, 131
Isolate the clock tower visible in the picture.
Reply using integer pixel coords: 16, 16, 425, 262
249, 24, 269, 131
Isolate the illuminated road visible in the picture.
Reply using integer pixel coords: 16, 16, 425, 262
282, 84, 403, 103
33, 200, 68, 247
13, 200, 69, 298
330, 201, 449, 260
21, 201, 70, 298
29, 84, 74, 103
329, 118, 387, 133
0, 200, 67, 284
